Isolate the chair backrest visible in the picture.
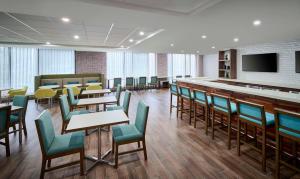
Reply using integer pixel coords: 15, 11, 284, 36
122, 91, 132, 115
194, 89, 208, 106
176, 75, 182, 78
150, 76, 158, 83
236, 100, 266, 126
115, 84, 122, 105
12, 95, 29, 115
67, 88, 77, 105
114, 78, 122, 88
170, 84, 178, 95
86, 85, 102, 90
59, 95, 70, 121
135, 101, 149, 135
211, 93, 231, 114
126, 77, 134, 86
179, 86, 192, 99
185, 75, 191, 78
35, 110, 56, 155
139, 77, 147, 85
35, 89, 56, 99
0, 106, 11, 135
275, 108, 300, 139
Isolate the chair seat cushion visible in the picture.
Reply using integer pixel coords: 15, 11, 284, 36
66, 110, 90, 121
112, 124, 143, 143
214, 102, 237, 114
47, 131, 84, 156
10, 114, 19, 123
106, 106, 123, 111
239, 112, 275, 126
279, 128, 300, 139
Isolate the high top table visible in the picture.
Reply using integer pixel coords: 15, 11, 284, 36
66, 110, 129, 172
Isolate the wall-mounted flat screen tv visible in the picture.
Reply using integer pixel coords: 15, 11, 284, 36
296, 51, 300, 73
242, 53, 277, 72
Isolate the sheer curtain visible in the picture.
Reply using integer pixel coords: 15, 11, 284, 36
185, 54, 191, 76
124, 52, 133, 77
132, 53, 148, 77
148, 53, 157, 78
0, 47, 10, 89
107, 51, 124, 80
172, 54, 185, 77
191, 54, 197, 77
10, 47, 38, 93
168, 53, 198, 78
39, 49, 75, 75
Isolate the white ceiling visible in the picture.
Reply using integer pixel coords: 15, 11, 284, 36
0, 0, 300, 54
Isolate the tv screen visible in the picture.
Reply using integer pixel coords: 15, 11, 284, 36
296, 51, 300, 73
242, 53, 277, 72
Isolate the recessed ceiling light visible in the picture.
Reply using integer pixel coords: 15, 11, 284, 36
201, 35, 207, 39
61, 17, 70, 23
120, 45, 124, 48
211, 46, 215, 49
129, 39, 134, 42
46, 42, 51, 45
139, 31, 145, 36
170, 43, 174, 47
233, 38, 239, 42
253, 20, 261, 26
181, 50, 184, 53
73, 35, 79, 39
196, 51, 200, 53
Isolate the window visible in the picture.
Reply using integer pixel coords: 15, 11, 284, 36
106, 51, 124, 80
148, 53, 157, 78
132, 53, 148, 77
168, 53, 198, 78
10, 47, 38, 93
0, 47, 10, 89
39, 49, 75, 75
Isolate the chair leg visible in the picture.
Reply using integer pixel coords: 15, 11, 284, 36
227, 115, 232, 150
112, 138, 115, 154
40, 158, 46, 179
5, 135, 10, 157
180, 98, 183, 120
61, 123, 65, 134
189, 100, 192, 125
80, 149, 85, 176
137, 141, 140, 148
205, 107, 208, 135
176, 96, 179, 117
142, 139, 147, 160
237, 119, 241, 156
262, 128, 266, 172
170, 94, 172, 113
275, 135, 281, 179
211, 110, 215, 140
115, 144, 119, 168
47, 159, 51, 168
22, 118, 27, 136
194, 103, 197, 128
13, 125, 17, 134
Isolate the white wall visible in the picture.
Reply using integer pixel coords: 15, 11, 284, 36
203, 54, 218, 78
203, 41, 300, 83
237, 41, 300, 84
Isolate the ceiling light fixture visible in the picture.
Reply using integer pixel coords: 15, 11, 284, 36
201, 35, 207, 39
129, 39, 134, 42
120, 45, 124, 48
170, 43, 174, 47
196, 51, 200, 53
253, 20, 261, 26
61, 17, 70, 23
181, 50, 184, 53
139, 31, 145, 36
233, 38, 239, 42
211, 46, 215, 49
73, 35, 79, 39
46, 42, 51, 45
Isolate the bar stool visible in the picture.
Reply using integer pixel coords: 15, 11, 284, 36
275, 108, 300, 178
170, 83, 181, 117
193, 89, 211, 134
179, 86, 194, 125
211, 93, 237, 149
236, 100, 275, 172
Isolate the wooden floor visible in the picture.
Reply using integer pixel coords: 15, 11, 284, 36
0, 89, 299, 179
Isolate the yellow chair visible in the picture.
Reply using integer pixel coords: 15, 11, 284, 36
62, 87, 81, 98
7, 86, 28, 102
86, 85, 102, 90
34, 89, 57, 108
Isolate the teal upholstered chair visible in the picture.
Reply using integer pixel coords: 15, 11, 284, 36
107, 91, 131, 116
211, 93, 237, 149
170, 83, 181, 117
112, 101, 149, 168
125, 77, 134, 90
35, 110, 85, 178
138, 77, 147, 90
10, 95, 29, 137
275, 108, 300, 178
236, 100, 275, 172
0, 106, 11, 157
115, 84, 122, 106
59, 95, 89, 134
113, 78, 122, 90
179, 86, 194, 124
184, 75, 191, 78
67, 88, 79, 110
193, 89, 211, 133
148, 76, 158, 89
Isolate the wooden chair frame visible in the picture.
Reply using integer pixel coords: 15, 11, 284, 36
275, 108, 300, 178
0, 106, 11, 157
211, 93, 235, 149
193, 89, 211, 134
236, 99, 268, 172
35, 111, 85, 179
179, 86, 194, 125
170, 84, 181, 117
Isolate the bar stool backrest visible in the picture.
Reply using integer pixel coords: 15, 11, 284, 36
275, 108, 300, 140
194, 89, 208, 106
237, 100, 266, 126
126, 77, 134, 86
211, 93, 231, 114
170, 84, 178, 95
114, 78, 122, 88
139, 77, 147, 85
179, 86, 192, 99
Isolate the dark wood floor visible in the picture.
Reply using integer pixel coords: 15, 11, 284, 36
0, 89, 299, 179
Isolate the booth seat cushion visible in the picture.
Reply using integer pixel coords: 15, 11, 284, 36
63, 78, 83, 85
107, 106, 123, 111
83, 77, 100, 85
47, 131, 84, 155
112, 125, 143, 143
41, 79, 62, 87
214, 102, 237, 114
239, 112, 275, 126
